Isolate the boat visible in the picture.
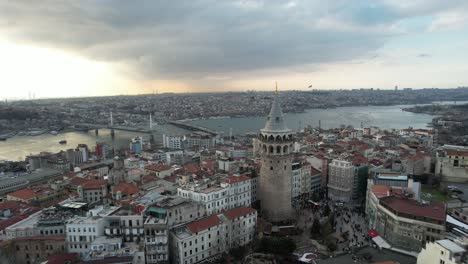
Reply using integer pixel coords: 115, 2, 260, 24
59, 140, 67, 144
50, 131, 58, 135
27, 130, 46, 136
0, 137, 6, 141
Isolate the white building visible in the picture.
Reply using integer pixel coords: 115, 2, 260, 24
220, 207, 257, 249
78, 147, 89, 163
291, 162, 302, 200
218, 157, 235, 173
250, 177, 258, 204
104, 209, 144, 243
170, 207, 256, 264
230, 147, 248, 159
5, 208, 71, 239
222, 175, 252, 208
163, 134, 184, 149
66, 216, 106, 256
177, 176, 252, 215
178, 185, 227, 215
144, 216, 169, 264
417, 239, 466, 264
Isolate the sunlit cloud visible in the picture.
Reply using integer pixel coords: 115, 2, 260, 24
0, 0, 467, 98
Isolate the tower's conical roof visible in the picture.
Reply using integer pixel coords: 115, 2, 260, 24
261, 92, 290, 133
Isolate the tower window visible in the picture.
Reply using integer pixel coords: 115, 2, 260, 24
276, 117, 279, 121
270, 167, 273, 170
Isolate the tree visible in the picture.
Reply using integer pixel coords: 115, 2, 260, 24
326, 240, 337, 252
329, 213, 335, 227
311, 191, 320, 202
250, 168, 258, 178
323, 204, 331, 217
310, 218, 321, 238
229, 246, 247, 261
256, 237, 296, 256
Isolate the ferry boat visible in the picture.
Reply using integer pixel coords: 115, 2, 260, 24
27, 130, 46, 136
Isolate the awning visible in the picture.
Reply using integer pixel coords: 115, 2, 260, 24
372, 236, 391, 249
368, 229, 379, 238
446, 215, 468, 230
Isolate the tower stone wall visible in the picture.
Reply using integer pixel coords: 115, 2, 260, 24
257, 89, 294, 223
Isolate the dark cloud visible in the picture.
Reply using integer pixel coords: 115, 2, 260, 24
0, 0, 464, 82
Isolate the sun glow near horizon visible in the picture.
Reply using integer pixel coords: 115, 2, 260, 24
0, 40, 138, 99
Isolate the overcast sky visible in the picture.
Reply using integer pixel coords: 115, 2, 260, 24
1, 0, 468, 99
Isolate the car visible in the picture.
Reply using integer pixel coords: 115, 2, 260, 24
298, 253, 319, 263
336, 202, 344, 207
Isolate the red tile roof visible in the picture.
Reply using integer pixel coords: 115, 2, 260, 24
310, 167, 321, 175
47, 253, 79, 264
163, 174, 179, 182
7, 186, 53, 200
70, 176, 91, 186
380, 196, 446, 221
351, 155, 368, 165
0, 201, 23, 211
145, 164, 172, 172
113, 182, 139, 195
224, 175, 250, 183
223, 207, 256, 220
186, 215, 222, 233
0, 207, 40, 231
184, 163, 200, 173
446, 149, 468, 157
371, 185, 390, 197
82, 180, 105, 190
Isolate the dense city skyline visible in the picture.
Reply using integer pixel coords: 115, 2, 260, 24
1, 1, 468, 99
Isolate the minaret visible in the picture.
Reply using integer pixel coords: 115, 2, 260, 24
110, 111, 114, 126
149, 112, 153, 130
257, 83, 294, 222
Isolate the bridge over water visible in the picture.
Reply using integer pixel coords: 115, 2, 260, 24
73, 123, 152, 133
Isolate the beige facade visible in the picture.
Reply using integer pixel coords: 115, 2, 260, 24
417, 240, 466, 264
374, 196, 446, 252
12, 235, 66, 264
435, 148, 468, 183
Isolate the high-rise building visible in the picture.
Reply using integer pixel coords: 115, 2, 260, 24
327, 159, 354, 202
257, 90, 294, 222
130, 136, 144, 154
